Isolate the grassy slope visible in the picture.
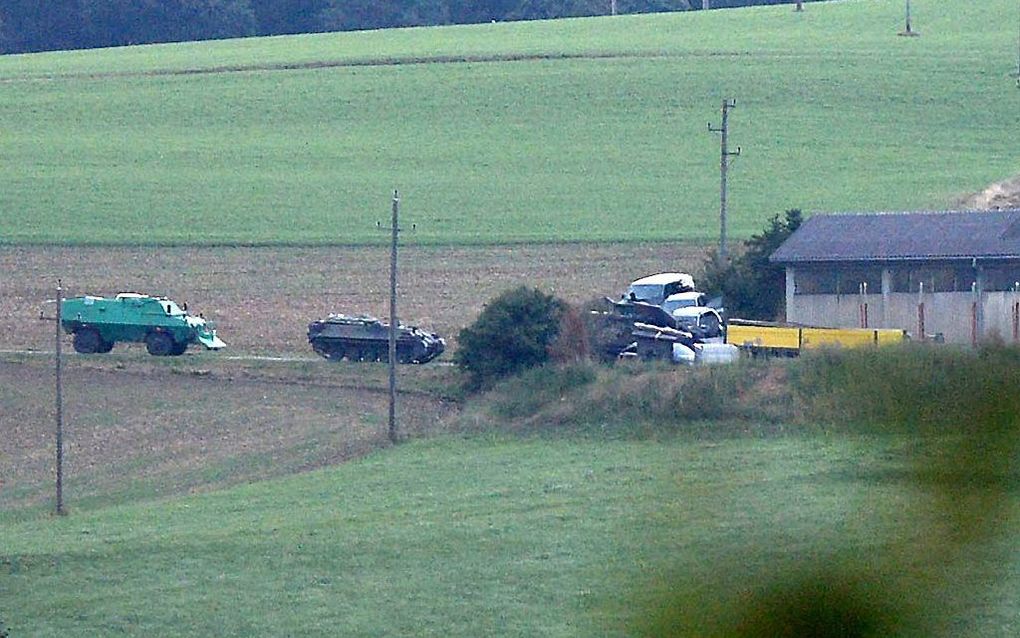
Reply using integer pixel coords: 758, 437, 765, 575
0, 0, 1017, 245
2, 435, 1018, 637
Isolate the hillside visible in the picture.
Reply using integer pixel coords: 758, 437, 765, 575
4, 336, 1020, 636
0, 0, 1017, 245
3, 431, 1017, 637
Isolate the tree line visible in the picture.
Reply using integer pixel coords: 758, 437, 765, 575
0, 1, 819, 55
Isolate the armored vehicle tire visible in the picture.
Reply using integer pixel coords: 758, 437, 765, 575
145, 331, 175, 356
72, 328, 103, 354
97, 338, 115, 353
171, 341, 188, 356
324, 346, 345, 360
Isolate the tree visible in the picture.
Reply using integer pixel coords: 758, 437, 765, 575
455, 286, 567, 389
0, 11, 7, 53
80, 0, 255, 49
317, 0, 413, 31
251, 0, 330, 35
700, 208, 803, 320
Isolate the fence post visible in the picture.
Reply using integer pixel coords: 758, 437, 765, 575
971, 282, 978, 347
858, 282, 869, 328
1013, 282, 1019, 343
917, 281, 925, 342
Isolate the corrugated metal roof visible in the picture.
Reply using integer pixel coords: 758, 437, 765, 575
770, 210, 1020, 263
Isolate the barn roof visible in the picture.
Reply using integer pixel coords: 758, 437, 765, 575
770, 210, 1020, 263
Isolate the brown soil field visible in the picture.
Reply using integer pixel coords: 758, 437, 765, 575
0, 355, 455, 514
1, 243, 707, 514
0, 243, 708, 355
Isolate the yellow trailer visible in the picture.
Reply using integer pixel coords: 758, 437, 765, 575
726, 320, 907, 356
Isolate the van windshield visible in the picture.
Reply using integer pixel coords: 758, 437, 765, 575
627, 284, 663, 303
662, 298, 698, 314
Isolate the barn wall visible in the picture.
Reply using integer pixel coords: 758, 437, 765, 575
786, 267, 1020, 344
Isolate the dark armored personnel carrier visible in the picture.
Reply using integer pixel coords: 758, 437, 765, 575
307, 314, 445, 364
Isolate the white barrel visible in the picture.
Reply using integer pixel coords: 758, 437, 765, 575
694, 343, 739, 365
671, 343, 696, 365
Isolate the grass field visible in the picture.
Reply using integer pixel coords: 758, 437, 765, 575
1, 0, 1017, 245
3, 3, 1020, 634
3, 350, 1019, 637
2, 432, 1017, 637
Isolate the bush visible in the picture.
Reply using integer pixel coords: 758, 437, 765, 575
455, 286, 567, 389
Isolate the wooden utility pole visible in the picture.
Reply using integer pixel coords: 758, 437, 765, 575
387, 190, 399, 444
702, 0, 710, 9
708, 99, 740, 261
610, 0, 616, 16
55, 279, 65, 515
795, 1, 803, 11
899, 0, 919, 36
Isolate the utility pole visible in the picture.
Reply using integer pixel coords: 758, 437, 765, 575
610, 0, 616, 16
55, 279, 65, 516
899, 0, 919, 36
1016, 0, 1020, 88
702, 0, 710, 9
708, 99, 741, 261
387, 191, 400, 444
795, 1, 803, 12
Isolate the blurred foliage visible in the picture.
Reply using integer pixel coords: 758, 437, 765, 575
657, 344, 1019, 636
464, 344, 1019, 635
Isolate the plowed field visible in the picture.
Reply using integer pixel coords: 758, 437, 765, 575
0, 243, 706, 355
1, 242, 706, 513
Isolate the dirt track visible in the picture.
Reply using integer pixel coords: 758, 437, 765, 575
0, 243, 707, 356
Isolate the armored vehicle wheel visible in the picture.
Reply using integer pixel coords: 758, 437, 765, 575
72, 328, 102, 354
315, 343, 342, 360
145, 331, 174, 356
170, 340, 188, 356
97, 338, 115, 353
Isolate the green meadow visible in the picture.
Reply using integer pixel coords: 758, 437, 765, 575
0, 0, 1017, 245
3, 349, 1020, 636
3, 434, 1017, 637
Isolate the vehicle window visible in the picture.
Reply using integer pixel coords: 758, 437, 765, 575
628, 284, 660, 302
702, 314, 720, 336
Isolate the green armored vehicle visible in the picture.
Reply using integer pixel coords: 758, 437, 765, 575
61, 293, 226, 356
308, 314, 445, 364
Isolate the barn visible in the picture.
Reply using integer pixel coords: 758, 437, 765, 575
770, 210, 1020, 344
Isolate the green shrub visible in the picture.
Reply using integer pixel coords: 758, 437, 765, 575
455, 286, 567, 390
